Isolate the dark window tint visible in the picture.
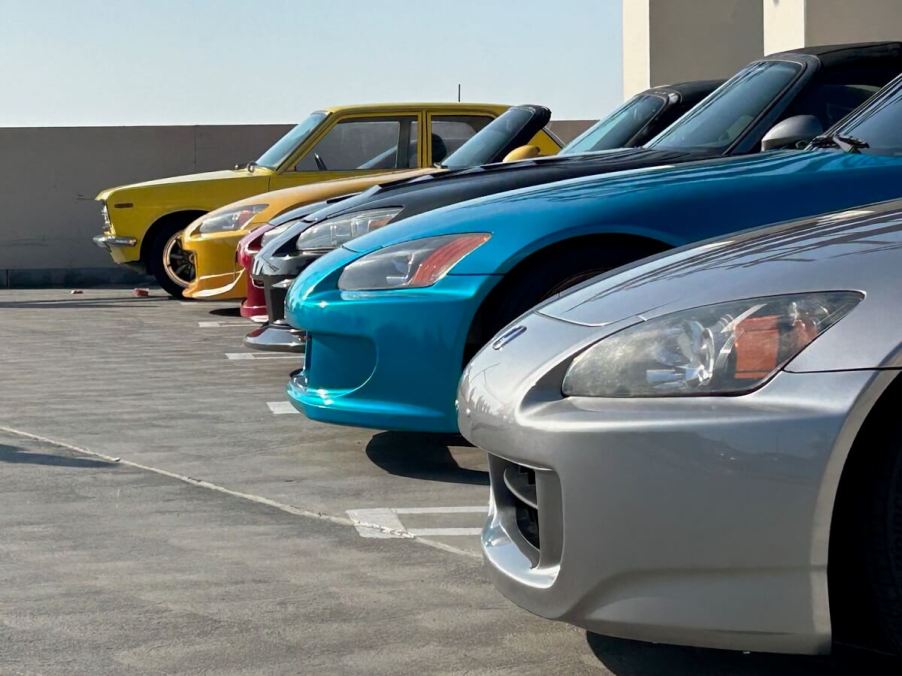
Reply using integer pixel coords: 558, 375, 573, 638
295, 117, 413, 171
648, 61, 802, 152
835, 80, 902, 155
785, 82, 880, 129
428, 116, 492, 165
441, 107, 538, 169
562, 94, 666, 155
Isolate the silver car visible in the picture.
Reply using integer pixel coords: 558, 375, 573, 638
457, 200, 902, 656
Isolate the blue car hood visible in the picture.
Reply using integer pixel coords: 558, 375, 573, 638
341, 150, 902, 271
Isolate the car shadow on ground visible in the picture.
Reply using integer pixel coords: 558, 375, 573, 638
365, 431, 488, 485
586, 633, 900, 675
207, 306, 243, 317
0, 444, 115, 469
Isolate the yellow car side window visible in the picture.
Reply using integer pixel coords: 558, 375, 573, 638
295, 116, 417, 172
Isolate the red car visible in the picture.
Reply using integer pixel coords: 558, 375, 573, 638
237, 224, 276, 322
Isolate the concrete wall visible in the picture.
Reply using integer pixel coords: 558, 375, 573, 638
0, 121, 592, 288
623, 0, 764, 98
0, 124, 292, 287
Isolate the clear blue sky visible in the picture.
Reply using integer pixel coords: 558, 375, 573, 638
0, 0, 623, 127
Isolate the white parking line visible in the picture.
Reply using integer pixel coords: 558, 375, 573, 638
267, 401, 299, 415
408, 528, 483, 537
198, 320, 250, 328
0, 425, 480, 560
179, 301, 237, 307
394, 506, 488, 514
226, 353, 298, 361
347, 506, 488, 539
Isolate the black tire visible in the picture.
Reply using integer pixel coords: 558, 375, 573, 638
466, 241, 663, 361
839, 410, 902, 655
146, 220, 196, 299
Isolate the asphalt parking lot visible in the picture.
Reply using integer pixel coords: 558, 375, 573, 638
1, 287, 899, 675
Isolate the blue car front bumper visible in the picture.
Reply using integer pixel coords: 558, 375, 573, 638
285, 272, 501, 433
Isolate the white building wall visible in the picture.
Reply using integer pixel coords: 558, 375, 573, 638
623, 0, 764, 98
763, 0, 806, 54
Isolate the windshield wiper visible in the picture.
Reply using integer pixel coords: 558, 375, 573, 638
810, 134, 870, 153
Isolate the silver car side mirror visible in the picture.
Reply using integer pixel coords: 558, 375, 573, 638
761, 115, 823, 151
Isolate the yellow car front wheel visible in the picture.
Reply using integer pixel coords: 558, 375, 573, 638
148, 224, 196, 298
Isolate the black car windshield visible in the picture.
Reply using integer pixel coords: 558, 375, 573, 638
256, 112, 328, 169
830, 80, 902, 155
441, 107, 539, 170
648, 60, 802, 152
561, 94, 665, 155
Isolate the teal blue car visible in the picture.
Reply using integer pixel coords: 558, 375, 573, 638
285, 74, 902, 433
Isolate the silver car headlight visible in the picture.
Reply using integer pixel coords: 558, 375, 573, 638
296, 207, 402, 254
101, 203, 111, 229
198, 204, 267, 234
338, 233, 490, 291
562, 292, 862, 398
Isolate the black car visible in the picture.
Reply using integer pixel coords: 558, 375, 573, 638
249, 42, 902, 351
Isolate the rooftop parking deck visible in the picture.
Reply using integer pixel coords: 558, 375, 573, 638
0, 288, 896, 674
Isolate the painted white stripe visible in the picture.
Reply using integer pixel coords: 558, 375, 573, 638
0, 425, 479, 560
347, 508, 406, 539
267, 401, 299, 415
407, 528, 483, 537
198, 320, 250, 328
346, 507, 487, 539
179, 301, 239, 307
394, 506, 488, 514
226, 352, 298, 361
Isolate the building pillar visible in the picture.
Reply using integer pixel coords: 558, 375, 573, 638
622, 0, 764, 98
768, 0, 902, 49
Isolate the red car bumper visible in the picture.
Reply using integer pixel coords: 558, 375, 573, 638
237, 224, 274, 322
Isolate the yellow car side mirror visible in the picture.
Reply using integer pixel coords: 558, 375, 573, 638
502, 145, 542, 163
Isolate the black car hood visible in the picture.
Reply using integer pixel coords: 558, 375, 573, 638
276, 147, 705, 227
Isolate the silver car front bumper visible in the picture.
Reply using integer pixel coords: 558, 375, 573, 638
458, 313, 879, 655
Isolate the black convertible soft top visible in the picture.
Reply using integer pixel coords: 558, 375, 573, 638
770, 41, 902, 68
651, 80, 725, 101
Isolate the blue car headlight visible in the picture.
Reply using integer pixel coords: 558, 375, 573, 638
338, 233, 490, 291
562, 292, 862, 398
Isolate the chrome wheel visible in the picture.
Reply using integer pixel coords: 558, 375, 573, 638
162, 231, 195, 287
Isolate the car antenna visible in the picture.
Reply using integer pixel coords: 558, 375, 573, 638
457, 84, 461, 102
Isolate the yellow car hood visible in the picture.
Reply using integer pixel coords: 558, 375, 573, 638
189, 166, 440, 232
96, 167, 274, 201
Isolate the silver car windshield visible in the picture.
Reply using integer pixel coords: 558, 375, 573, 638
647, 60, 802, 152
256, 112, 328, 169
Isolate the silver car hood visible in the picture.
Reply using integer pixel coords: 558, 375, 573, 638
537, 202, 902, 371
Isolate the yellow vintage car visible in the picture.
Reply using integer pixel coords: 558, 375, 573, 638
180, 104, 561, 301
94, 102, 519, 297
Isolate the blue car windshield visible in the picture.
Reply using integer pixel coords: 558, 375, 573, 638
562, 94, 665, 155
832, 81, 902, 155
648, 60, 802, 152
256, 112, 328, 169
441, 107, 539, 169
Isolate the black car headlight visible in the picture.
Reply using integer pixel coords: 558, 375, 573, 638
296, 208, 402, 254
